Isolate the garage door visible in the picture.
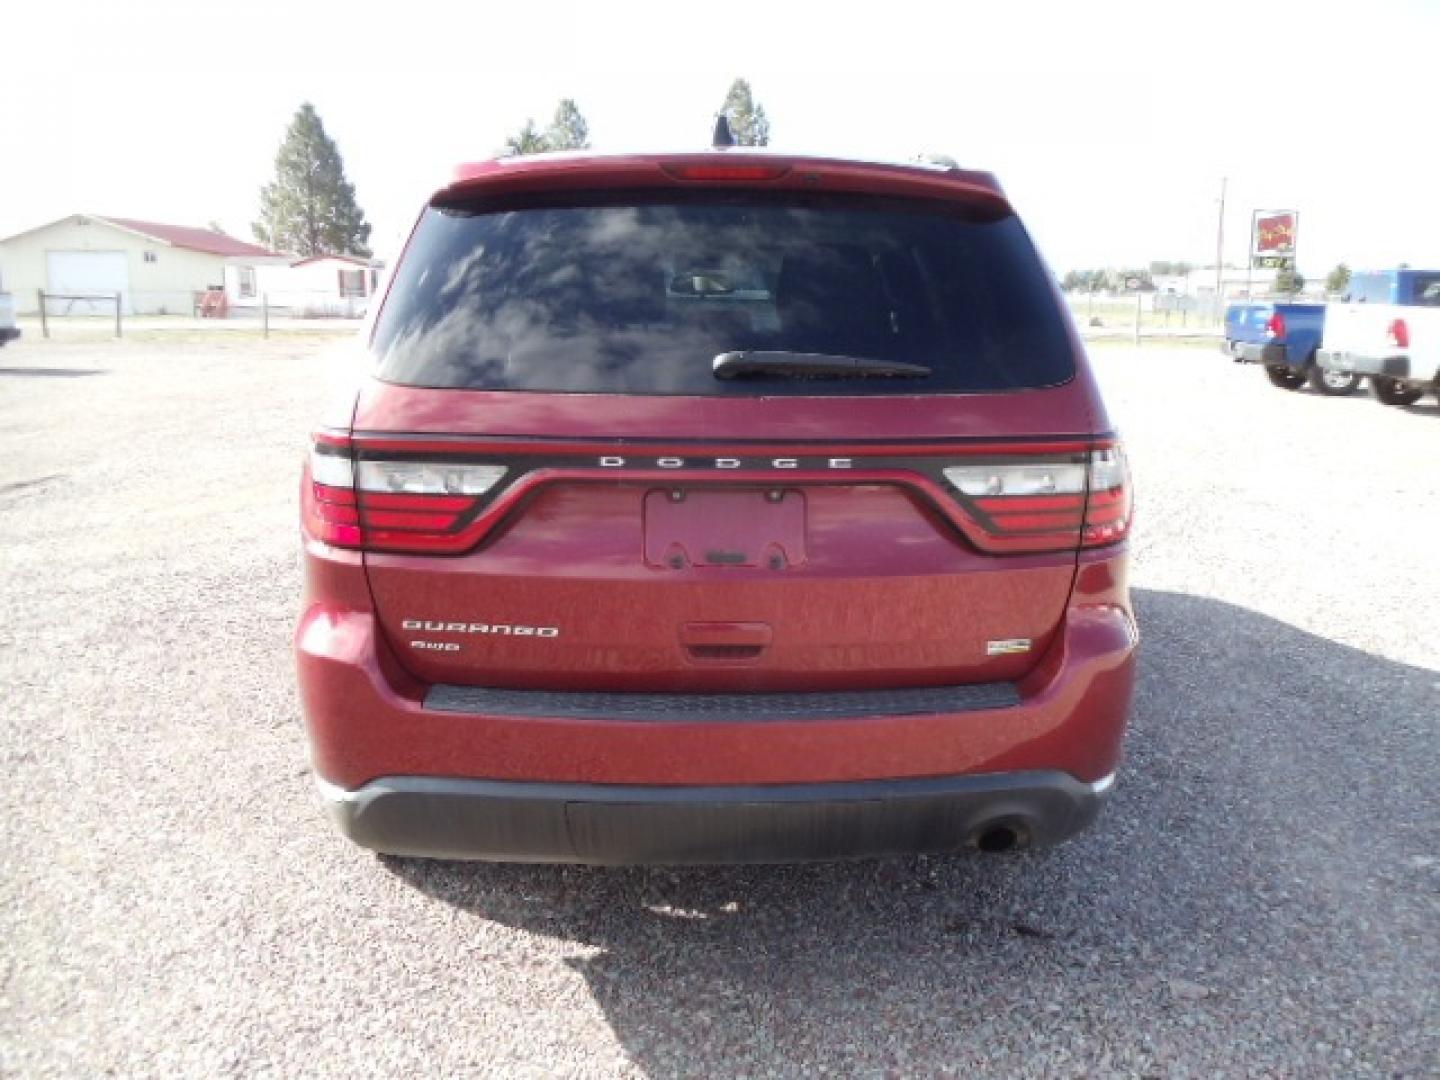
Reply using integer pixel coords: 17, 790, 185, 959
46, 251, 131, 315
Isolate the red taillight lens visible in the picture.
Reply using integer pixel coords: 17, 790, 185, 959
1081, 446, 1133, 548
307, 479, 362, 547
303, 442, 362, 547
1387, 318, 1409, 348
946, 460, 1085, 552
1265, 312, 1286, 339
661, 163, 791, 181
301, 438, 507, 553
943, 445, 1132, 553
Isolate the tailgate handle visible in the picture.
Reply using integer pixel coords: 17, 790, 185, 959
681, 622, 772, 662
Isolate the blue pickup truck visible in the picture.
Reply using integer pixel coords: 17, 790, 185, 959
1223, 301, 1362, 395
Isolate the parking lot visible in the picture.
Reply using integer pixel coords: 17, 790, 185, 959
2, 334, 1436, 1077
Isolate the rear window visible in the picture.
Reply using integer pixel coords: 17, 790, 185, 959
1411, 274, 1440, 307
1347, 274, 1395, 304
372, 191, 1075, 395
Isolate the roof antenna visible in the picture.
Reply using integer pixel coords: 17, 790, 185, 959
711, 113, 736, 149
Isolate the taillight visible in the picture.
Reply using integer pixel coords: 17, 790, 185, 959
1081, 447, 1133, 548
305, 446, 363, 548
1387, 318, 1409, 348
303, 438, 507, 553
1265, 312, 1286, 339
943, 445, 1132, 553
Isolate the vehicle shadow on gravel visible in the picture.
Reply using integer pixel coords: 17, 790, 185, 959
1295, 383, 1440, 415
0, 366, 108, 378
382, 588, 1437, 1074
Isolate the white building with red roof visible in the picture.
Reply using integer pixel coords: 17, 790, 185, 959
0, 213, 288, 315
221, 253, 383, 319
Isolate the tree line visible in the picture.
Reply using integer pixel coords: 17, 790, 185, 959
1063, 268, 1161, 293
249, 78, 771, 258
1064, 262, 1353, 297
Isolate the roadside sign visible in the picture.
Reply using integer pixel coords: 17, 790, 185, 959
1252, 210, 1298, 259
1249, 208, 1299, 278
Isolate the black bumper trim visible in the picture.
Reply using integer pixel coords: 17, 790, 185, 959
1238, 342, 1292, 367
320, 770, 1111, 864
424, 680, 1020, 722
1317, 350, 1410, 378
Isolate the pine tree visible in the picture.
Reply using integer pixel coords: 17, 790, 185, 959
545, 99, 591, 151
253, 104, 371, 257
504, 119, 550, 156
1274, 266, 1305, 295
720, 78, 771, 146
503, 100, 592, 156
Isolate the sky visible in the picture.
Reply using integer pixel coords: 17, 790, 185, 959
3, 0, 1438, 277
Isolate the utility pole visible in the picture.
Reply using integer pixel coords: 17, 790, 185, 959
1245, 210, 1256, 301
1214, 177, 1227, 324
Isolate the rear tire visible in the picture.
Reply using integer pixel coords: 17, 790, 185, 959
1308, 365, 1362, 396
1265, 365, 1307, 391
1372, 377, 1424, 407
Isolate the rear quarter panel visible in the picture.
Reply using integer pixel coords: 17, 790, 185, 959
1274, 302, 1325, 357
1322, 303, 1401, 353
1400, 309, 1440, 376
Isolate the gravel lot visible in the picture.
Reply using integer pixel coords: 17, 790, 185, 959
2, 335, 1436, 1077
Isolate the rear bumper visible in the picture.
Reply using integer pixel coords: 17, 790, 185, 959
297, 547, 1136, 861
317, 769, 1115, 864
1317, 349, 1410, 379
1237, 341, 1291, 367
299, 598, 1136, 789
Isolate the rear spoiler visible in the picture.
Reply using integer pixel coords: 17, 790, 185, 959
437, 153, 1009, 209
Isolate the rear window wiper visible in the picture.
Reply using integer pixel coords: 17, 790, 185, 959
712, 351, 932, 380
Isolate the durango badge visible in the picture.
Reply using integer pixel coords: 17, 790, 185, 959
401, 619, 559, 638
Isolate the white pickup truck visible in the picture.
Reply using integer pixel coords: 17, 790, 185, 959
0, 290, 19, 348
1317, 269, 1440, 407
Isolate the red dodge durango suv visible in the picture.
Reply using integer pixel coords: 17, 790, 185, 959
296, 148, 1137, 864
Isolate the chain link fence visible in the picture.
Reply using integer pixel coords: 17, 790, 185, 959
20, 289, 367, 340
1064, 291, 1226, 339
